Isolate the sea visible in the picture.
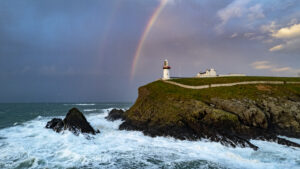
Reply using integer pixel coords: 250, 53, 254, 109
0, 103, 300, 169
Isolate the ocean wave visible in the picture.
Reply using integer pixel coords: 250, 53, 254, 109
64, 103, 96, 106
83, 109, 98, 112
0, 111, 299, 169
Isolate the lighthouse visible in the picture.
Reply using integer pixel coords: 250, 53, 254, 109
162, 59, 171, 80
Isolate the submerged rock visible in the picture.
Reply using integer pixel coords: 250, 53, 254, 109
105, 109, 125, 121
46, 108, 99, 135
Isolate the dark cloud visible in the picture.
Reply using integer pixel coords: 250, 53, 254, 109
0, 0, 300, 102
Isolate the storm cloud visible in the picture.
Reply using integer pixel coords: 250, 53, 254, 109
0, 0, 300, 102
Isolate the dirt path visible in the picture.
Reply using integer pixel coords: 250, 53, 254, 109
162, 80, 300, 90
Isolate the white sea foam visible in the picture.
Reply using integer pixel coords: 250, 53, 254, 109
0, 109, 300, 169
64, 103, 96, 106
83, 109, 98, 112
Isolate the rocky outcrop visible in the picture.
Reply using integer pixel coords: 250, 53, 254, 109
211, 97, 300, 138
46, 118, 64, 133
211, 98, 268, 129
119, 82, 300, 150
105, 109, 125, 121
46, 108, 99, 135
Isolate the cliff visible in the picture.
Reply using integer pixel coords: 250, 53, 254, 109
120, 77, 300, 150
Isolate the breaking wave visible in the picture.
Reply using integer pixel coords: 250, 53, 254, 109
0, 109, 300, 169
64, 103, 96, 106
83, 109, 98, 112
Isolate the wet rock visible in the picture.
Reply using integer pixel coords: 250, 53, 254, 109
105, 109, 125, 121
119, 117, 259, 150
256, 134, 300, 148
45, 118, 63, 132
63, 108, 98, 135
45, 108, 99, 135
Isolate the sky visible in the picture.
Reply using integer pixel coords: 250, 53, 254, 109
0, 0, 300, 103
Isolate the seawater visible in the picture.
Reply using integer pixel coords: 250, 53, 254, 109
0, 103, 300, 169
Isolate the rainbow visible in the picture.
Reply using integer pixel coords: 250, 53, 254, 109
130, 0, 168, 80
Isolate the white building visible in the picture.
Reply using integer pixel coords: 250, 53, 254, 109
196, 68, 217, 78
160, 60, 246, 79
162, 59, 171, 80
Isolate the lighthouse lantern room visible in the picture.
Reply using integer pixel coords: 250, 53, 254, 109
162, 59, 171, 80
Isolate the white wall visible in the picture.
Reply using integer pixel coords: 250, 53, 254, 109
163, 69, 170, 80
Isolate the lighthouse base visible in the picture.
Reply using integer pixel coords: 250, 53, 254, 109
163, 69, 170, 80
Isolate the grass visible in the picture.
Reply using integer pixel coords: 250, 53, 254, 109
143, 79, 300, 103
170, 76, 300, 86
126, 77, 300, 126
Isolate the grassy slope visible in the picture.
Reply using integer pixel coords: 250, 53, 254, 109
127, 80, 242, 126
170, 76, 300, 86
144, 79, 300, 103
127, 78, 300, 124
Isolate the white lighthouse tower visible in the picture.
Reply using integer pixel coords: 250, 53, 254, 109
162, 59, 171, 80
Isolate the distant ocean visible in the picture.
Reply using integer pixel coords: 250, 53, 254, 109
0, 103, 300, 169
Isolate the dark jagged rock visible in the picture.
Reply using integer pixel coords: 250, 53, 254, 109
105, 109, 125, 121
119, 81, 300, 150
46, 118, 64, 132
119, 116, 259, 150
45, 108, 99, 135
63, 108, 98, 135
255, 134, 300, 148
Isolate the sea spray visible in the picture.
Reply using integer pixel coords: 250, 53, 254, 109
0, 107, 300, 169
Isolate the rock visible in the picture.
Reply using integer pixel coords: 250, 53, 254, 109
211, 98, 268, 129
105, 109, 125, 121
119, 81, 300, 150
63, 108, 98, 135
256, 134, 300, 148
45, 108, 99, 135
45, 118, 63, 132
119, 116, 259, 150
257, 97, 300, 137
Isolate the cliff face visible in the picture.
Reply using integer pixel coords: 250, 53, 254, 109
120, 81, 300, 150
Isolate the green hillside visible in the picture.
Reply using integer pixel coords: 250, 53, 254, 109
143, 78, 300, 103
170, 76, 300, 86
121, 76, 300, 149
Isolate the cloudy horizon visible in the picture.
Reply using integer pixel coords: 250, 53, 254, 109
1, 0, 300, 102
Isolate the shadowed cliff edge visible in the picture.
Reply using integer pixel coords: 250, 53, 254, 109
113, 77, 300, 150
